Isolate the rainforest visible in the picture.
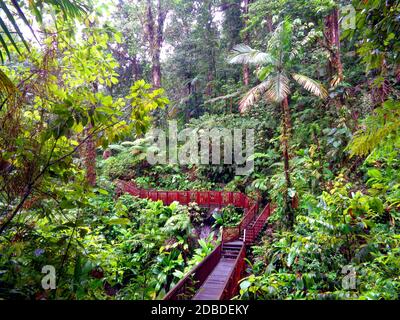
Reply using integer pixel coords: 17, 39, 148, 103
0, 0, 399, 302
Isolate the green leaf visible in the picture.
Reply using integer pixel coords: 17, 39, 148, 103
107, 218, 130, 225
240, 280, 252, 290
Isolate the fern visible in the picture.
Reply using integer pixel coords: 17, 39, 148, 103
348, 100, 400, 156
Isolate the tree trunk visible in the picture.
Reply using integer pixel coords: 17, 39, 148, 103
144, 0, 166, 88
205, 0, 216, 96
265, 15, 273, 33
132, 55, 141, 81
83, 125, 96, 186
281, 97, 294, 228
83, 82, 98, 187
324, 8, 343, 87
243, 64, 250, 86
152, 51, 162, 88
242, 0, 250, 86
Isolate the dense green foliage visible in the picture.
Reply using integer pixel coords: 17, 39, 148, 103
0, 186, 218, 299
1, 0, 399, 300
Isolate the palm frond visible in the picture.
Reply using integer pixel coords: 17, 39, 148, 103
41, 0, 88, 20
204, 91, 241, 104
289, 47, 299, 60
265, 73, 290, 103
239, 80, 272, 113
10, 0, 40, 42
0, 0, 87, 62
292, 73, 328, 99
0, 15, 23, 56
0, 1, 30, 52
229, 44, 275, 65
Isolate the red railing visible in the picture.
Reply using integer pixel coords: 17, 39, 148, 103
244, 203, 272, 244
220, 243, 246, 300
163, 244, 222, 300
238, 203, 258, 234
118, 180, 268, 243
117, 181, 253, 210
118, 180, 273, 300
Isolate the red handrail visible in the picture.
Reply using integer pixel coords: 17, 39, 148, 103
117, 180, 256, 210
117, 180, 274, 300
220, 243, 246, 300
244, 203, 271, 243
238, 203, 258, 234
163, 244, 222, 300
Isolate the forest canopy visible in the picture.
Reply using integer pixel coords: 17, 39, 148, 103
0, 0, 399, 301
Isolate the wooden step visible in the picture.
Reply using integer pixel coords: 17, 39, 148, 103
224, 240, 243, 246
222, 245, 241, 250
222, 249, 240, 255
222, 244, 241, 248
222, 248, 240, 252
222, 254, 238, 259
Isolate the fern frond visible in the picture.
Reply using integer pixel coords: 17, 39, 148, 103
348, 100, 400, 156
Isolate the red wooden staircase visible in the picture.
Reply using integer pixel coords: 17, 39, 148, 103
117, 181, 272, 300
192, 241, 245, 300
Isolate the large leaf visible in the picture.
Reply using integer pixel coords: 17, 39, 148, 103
292, 73, 328, 99
229, 44, 276, 65
265, 73, 290, 103
0, 0, 87, 63
239, 79, 272, 113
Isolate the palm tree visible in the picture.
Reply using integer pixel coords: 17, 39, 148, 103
229, 20, 328, 229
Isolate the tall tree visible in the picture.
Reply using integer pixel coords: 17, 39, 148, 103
142, 0, 169, 88
242, 0, 251, 86
202, 0, 218, 96
229, 21, 328, 228
324, 7, 343, 87
83, 82, 98, 186
111, 0, 145, 96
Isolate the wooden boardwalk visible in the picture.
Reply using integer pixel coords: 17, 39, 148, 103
193, 241, 243, 300
118, 182, 272, 300
193, 258, 236, 300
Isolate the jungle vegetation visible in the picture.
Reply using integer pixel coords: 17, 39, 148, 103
0, 0, 399, 300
